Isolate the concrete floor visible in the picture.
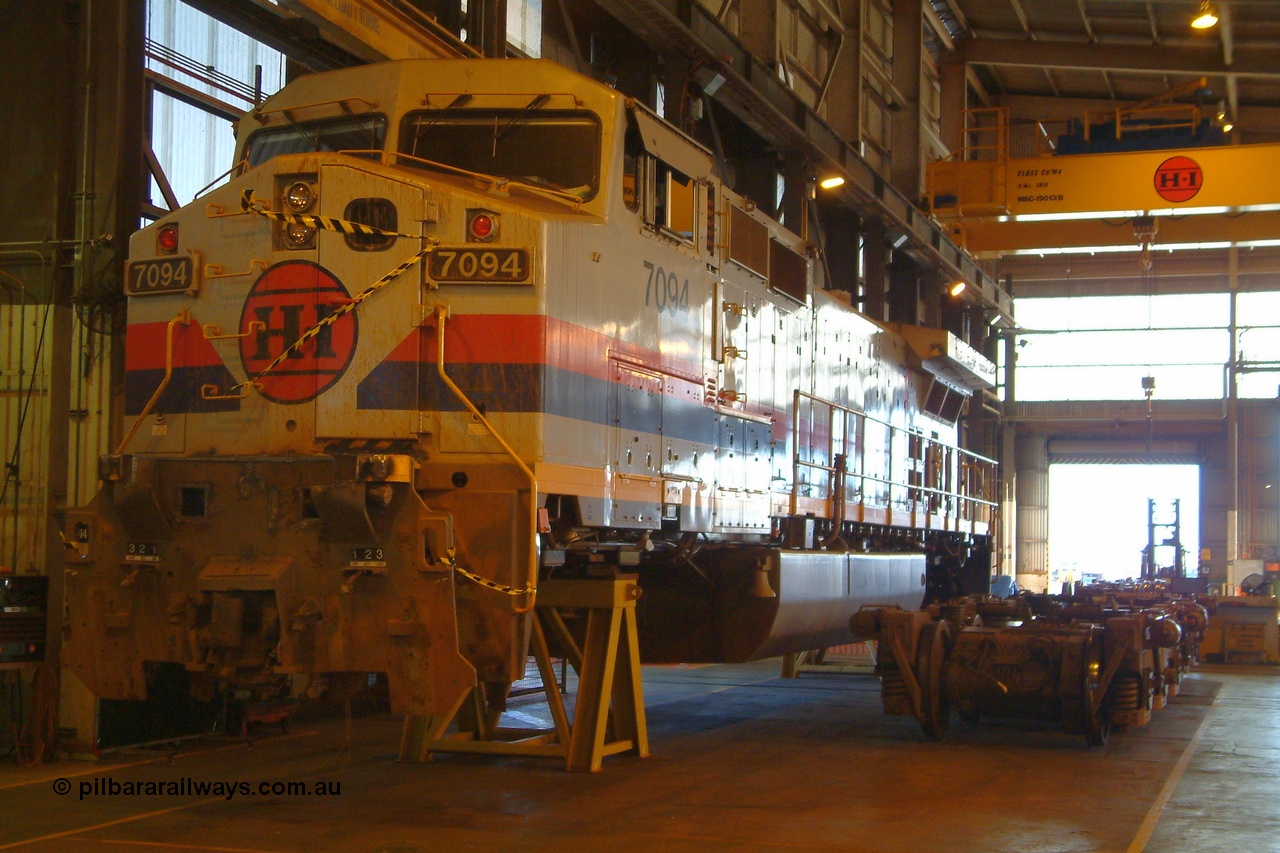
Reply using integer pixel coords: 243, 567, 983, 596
1, 661, 1276, 852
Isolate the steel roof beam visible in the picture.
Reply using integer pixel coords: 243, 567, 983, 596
594, 0, 1012, 316
181, 0, 364, 70
960, 37, 1280, 77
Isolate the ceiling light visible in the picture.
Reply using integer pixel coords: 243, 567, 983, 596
819, 176, 845, 190
948, 280, 967, 297
1191, 1, 1218, 29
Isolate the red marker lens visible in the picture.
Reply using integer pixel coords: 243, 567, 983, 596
157, 224, 179, 254
469, 213, 494, 241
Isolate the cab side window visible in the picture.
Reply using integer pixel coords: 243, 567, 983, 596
644, 158, 696, 244
623, 123, 642, 212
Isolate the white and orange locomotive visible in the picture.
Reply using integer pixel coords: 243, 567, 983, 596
64, 58, 997, 744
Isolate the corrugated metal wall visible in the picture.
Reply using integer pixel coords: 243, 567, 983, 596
1239, 402, 1279, 560
0, 303, 53, 573
1014, 433, 1049, 591
69, 309, 118, 509
0, 302, 116, 573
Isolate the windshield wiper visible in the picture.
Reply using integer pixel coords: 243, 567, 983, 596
393, 150, 587, 210
493, 95, 550, 149
409, 94, 473, 156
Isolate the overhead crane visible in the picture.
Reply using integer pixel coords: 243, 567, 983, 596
928, 103, 1280, 259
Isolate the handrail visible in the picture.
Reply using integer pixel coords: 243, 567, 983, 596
115, 311, 190, 454
790, 389, 997, 533
433, 304, 539, 613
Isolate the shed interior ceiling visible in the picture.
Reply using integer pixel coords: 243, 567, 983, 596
947, 0, 1280, 121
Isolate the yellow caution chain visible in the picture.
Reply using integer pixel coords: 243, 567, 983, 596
447, 549, 535, 597
239, 189, 423, 239
231, 190, 436, 392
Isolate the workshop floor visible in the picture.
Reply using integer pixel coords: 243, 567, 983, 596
1, 661, 1276, 852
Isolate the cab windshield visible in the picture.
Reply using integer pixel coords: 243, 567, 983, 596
398, 109, 601, 200
243, 114, 387, 167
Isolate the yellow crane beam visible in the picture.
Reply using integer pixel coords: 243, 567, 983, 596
929, 141, 1280, 221
928, 139, 1280, 256
952, 210, 1280, 258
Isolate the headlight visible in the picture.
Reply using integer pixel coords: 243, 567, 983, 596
283, 222, 317, 249
284, 180, 316, 213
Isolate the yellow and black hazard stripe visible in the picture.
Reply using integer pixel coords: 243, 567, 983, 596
238, 242, 434, 389
239, 189, 423, 240
453, 563, 535, 598
227, 188, 438, 392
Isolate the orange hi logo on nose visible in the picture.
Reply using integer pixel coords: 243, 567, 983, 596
239, 260, 358, 404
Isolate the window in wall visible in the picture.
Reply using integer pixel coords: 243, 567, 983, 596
147, 0, 285, 99
150, 91, 236, 207
696, 0, 739, 29
776, 1, 836, 109
861, 82, 893, 173
508, 0, 543, 57
1236, 291, 1280, 399
146, 0, 286, 210
863, 0, 893, 73
1014, 294, 1231, 401
922, 53, 941, 124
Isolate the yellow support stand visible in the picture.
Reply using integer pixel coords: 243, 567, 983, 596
399, 576, 649, 772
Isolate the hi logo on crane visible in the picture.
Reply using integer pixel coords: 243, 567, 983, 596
1154, 156, 1203, 203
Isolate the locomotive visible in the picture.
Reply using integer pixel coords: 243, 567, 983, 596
63, 58, 997, 726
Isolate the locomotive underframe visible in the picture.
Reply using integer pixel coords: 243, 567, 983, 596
63, 449, 989, 720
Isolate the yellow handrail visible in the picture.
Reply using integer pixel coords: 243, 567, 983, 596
433, 304, 539, 613
115, 311, 190, 455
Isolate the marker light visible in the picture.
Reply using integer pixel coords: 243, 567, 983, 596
284, 180, 316, 213
469, 211, 496, 242
156, 224, 179, 254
